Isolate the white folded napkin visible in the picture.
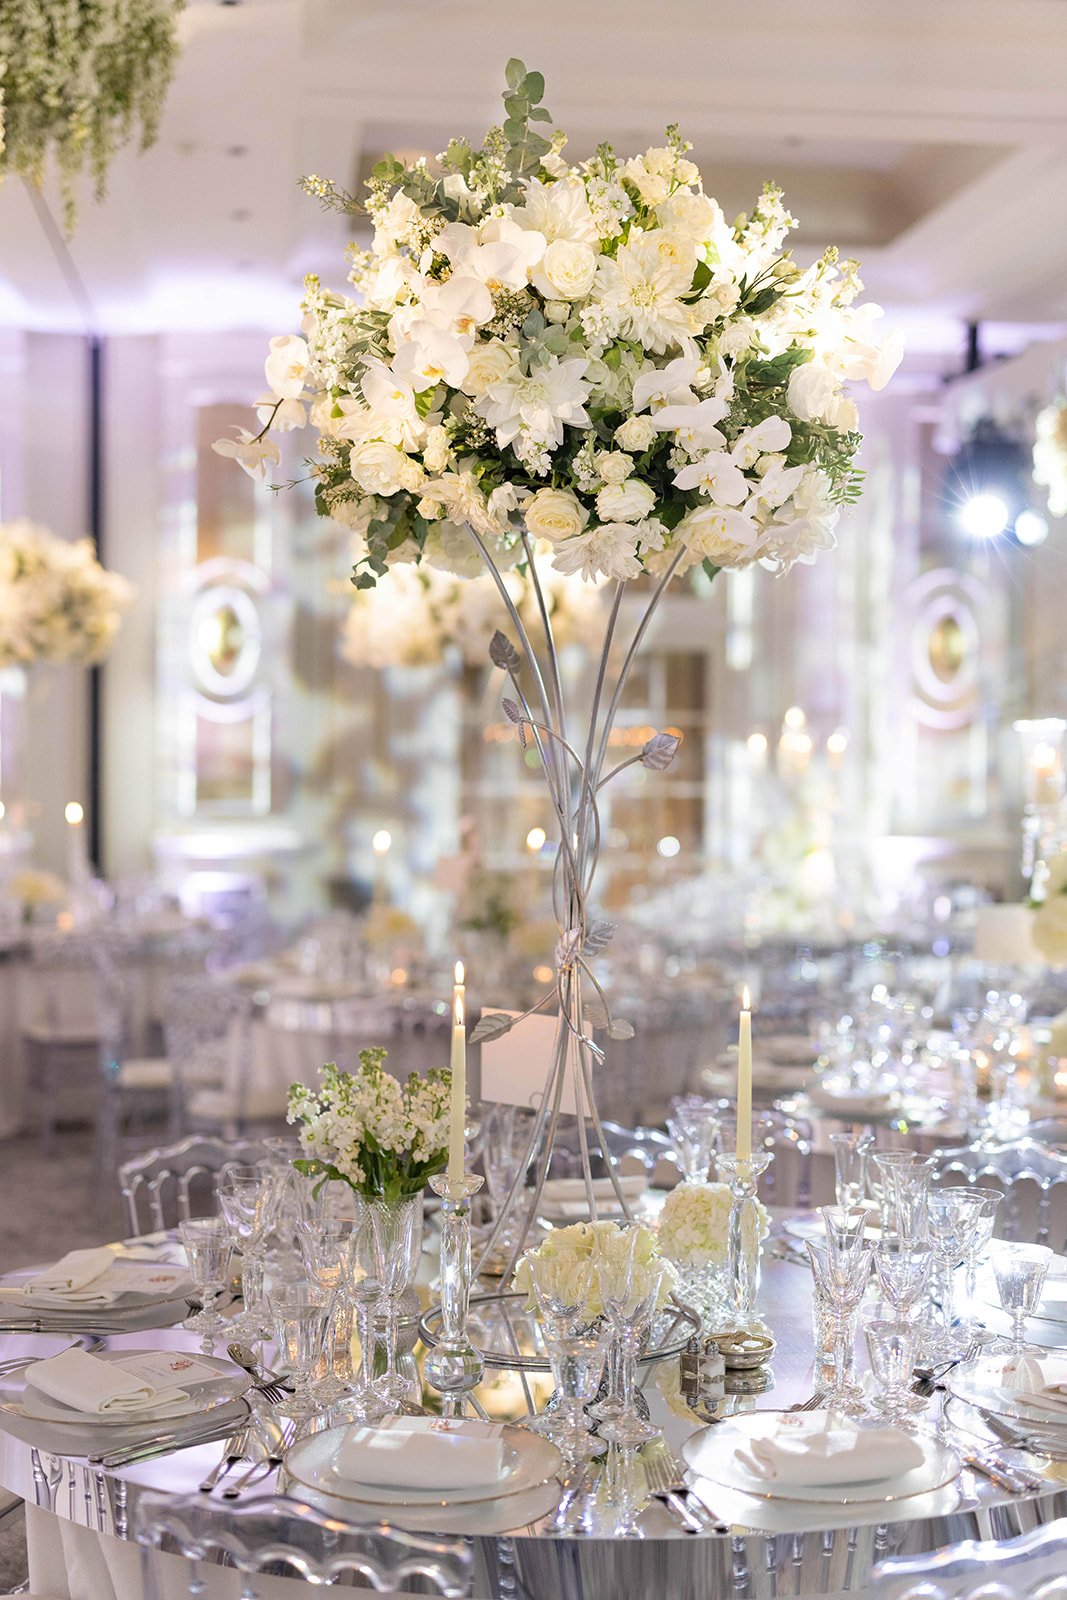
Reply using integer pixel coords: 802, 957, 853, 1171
540, 1176, 647, 1206
10, 1248, 115, 1298
735, 1415, 924, 1487
333, 1416, 505, 1490
25, 1348, 191, 1415
0, 1253, 191, 1308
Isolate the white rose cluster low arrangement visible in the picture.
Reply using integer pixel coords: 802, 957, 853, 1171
215, 59, 900, 594
0, 519, 135, 670
512, 1218, 677, 1322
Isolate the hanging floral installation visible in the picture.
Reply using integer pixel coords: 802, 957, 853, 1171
0, 0, 184, 228
1033, 400, 1067, 519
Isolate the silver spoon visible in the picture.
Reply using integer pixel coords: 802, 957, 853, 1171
226, 1342, 295, 1398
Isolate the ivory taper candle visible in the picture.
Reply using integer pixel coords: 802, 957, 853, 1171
448, 960, 467, 1182
736, 985, 752, 1161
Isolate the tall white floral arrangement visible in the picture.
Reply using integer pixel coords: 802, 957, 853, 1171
0, 520, 135, 669
0, 0, 184, 229
216, 60, 900, 596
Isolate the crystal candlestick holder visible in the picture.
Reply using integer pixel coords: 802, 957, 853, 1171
718, 1152, 773, 1331
426, 1173, 485, 1415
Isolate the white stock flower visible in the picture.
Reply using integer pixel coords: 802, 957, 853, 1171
264, 334, 310, 399
551, 523, 643, 581
211, 429, 282, 481
596, 478, 657, 522
525, 488, 589, 543
531, 239, 598, 300
621, 146, 698, 206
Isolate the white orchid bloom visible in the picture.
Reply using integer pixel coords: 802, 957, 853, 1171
655, 397, 729, 453
392, 324, 470, 392
254, 393, 306, 432
479, 213, 547, 273
360, 362, 426, 450
749, 459, 807, 511
436, 222, 531, 293
263, 334, 310, 400
631, 356, 700, 413
673, 450, 749, 506
730, 415, 792, 468
211, 428, 282, 481
420, 274, 494, 341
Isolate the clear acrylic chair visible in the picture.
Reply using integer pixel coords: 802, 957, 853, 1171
20, 930, 102, 1152
161, 974, 256, 1137
118, 1134, 267, 1235
94, 940, 179, 1180
547, 1117, 682, 1186
870, 1516, 1067, 1598
133, 1492, 472, 1598
933, 1138, 1067, 1249
715, 1104, 815, 1207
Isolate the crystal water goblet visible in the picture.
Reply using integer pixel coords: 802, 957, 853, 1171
594, 1235, 668, 1448
178, 1218, 233, 1352
298, 1216, 356, 1399
993, 1244, 1052, 1353
268, 1282, 333, 1419
345, 1195, 423, 1417
216, 1171, 277, 1342
806, 1241, 871, 1413
925, 1187, 986, 1358
829, 1131, 874, 1211
865, 1318, 921, 1423
480, 1102, 537, 1263
818, 1204, 871, 1264
873, 1153, 934, 1241
874, 1238, 933, 1321
667, 1099, 721, 1184
959, 1186, 1002, 1336
526, 1254, 604, 1462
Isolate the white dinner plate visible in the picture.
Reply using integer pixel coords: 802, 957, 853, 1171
285, 1423, 561, 1508
0, 1254, 192, 1314
945, 1351, 1067, 1429
5, 1349, 244, 1427
682, 1412, 960, 1507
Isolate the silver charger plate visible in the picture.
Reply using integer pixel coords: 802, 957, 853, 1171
682, 1411, 960, 1507
3, 1349, 245, 1427
285, 1422, 561, 1508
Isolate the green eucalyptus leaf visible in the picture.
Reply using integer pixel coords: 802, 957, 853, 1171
505, 57, 526, 88
522, 70, 545, 101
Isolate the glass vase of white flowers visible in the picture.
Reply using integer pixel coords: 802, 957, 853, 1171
287, 1051, 451, 1417
657, 1179, 770, 1332
224, 61, 901, 1272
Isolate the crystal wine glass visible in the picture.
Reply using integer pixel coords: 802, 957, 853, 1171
829, 1131, 874, 1211
925, 1186, 987, 1358
865, 1317, 920, 1424
806, 1241, 871, 1413
993, 1244, 1052, 1353
874, 1238, 933, 1321
526, 1253, 604, 1463
178, 1218, 233, 1352
593, 1233, 669, 1448
297, 1216, 356, 1399
216, 1168, 278, 1342
268, 1281, 333, 1419
667, 1099, 721, 1184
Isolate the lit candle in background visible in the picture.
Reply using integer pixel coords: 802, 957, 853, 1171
448, 960, 467, 1183
1030, 742, 1064, 808
371, 829, 392, 903
64, 801, 89, 888
736, 985, 752, 1162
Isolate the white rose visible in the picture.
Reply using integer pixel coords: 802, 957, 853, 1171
621, 158, 670, 207
459, 340, 517, 398
423, 425, 450, 474
825, 393, 860, 433
397, 456, 425, 492
787, 362, 843, 423
349, 440, 407, 496
532, 239, 598, 301
596, 479, 657, 523
525, 488, 589, 543
594, 450, 635, 485
615, 415, 658, 452
543, 300, 570, 324
656, 191, 721, 243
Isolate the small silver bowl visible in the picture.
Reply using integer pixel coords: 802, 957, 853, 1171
711, 1328, 777, 1370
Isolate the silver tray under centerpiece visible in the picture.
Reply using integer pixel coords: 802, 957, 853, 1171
419, 1289, 699, 1374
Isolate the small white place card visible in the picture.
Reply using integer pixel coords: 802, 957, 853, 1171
479, 1009, 581, 1114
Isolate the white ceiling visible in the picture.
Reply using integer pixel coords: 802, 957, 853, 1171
3, 0, 1067, 378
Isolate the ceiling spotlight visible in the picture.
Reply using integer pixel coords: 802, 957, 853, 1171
944, 417, 1027, 539
1014, 509, 1049, 547
958, 491, 1009, 540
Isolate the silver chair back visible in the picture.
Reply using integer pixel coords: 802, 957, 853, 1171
134, 1492, 472, 1598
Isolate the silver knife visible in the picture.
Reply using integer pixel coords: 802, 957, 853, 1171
92, 1404, 251, 1469
962, 1451, 1027, 1494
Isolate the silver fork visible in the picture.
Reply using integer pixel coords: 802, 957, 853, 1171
642, 1444, 727, 1534
223, 1419, 297, 1499
198, 1422, 253, 1494
787, 1391, 825, 1413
